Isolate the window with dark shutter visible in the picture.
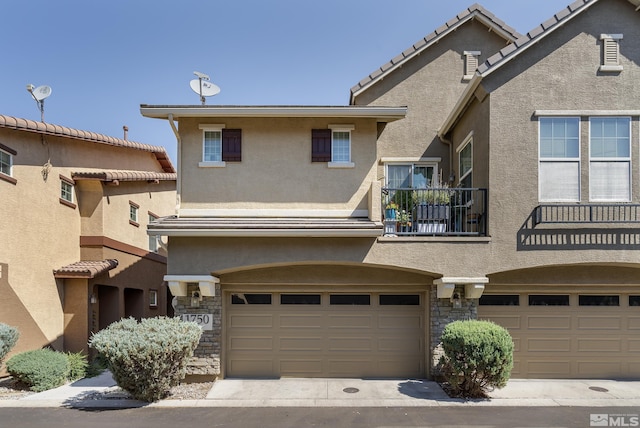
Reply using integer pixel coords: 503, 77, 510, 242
222, 129, 242, 162
311, 129, 331, 162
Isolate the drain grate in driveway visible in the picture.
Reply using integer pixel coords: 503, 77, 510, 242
343, 387, 359, 394
589, 386, 609, 393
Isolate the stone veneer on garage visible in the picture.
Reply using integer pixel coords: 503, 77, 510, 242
429, 284, 478, 377
174, 283, 222, 377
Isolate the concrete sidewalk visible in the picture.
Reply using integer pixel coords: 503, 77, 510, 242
1, 372, 639, 408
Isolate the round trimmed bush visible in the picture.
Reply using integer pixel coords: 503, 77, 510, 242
439, 319, 514, 398
6, 349, 70, 392
89, 317, 202, 402
0, 323, 19, 368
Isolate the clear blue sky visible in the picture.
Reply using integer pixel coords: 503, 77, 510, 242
2, 0, 571, 163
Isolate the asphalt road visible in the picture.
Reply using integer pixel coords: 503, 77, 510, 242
1, 406, 639, 428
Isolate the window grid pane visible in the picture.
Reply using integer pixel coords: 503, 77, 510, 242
539, 118, 580, 202
129, 205, 138, 222
589, 117, 631, 201
203, 131, 222, 162
540, 118, 579, 159
61, 181, 73, 202
331, 131, 350, 162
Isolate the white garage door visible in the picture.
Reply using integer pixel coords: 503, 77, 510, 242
479, 292, 640, 379
225, 291, 425, 378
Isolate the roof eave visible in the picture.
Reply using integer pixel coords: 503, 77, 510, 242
147, 228, 383, 238
140, 106, 407, 123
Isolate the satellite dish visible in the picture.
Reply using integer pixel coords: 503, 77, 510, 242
32, 85, 52, 101
190, 71, 220, 105
190, 79, 220, 97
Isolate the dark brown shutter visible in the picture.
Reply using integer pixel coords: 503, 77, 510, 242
222, 129, 242, 162
311, 129, 331, 162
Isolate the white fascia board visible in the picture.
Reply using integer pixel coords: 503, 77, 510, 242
140, 106, 407, 122
534, 110, 640, 116
150, 229, 383, 238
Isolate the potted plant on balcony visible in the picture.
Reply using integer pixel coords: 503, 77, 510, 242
413, 185, 451, 233
385, 202, 398, 220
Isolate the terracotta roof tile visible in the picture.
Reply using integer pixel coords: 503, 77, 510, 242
350, 4, 523, 101
72, 170, 177, 182
54, 259, 118, 279
0, 114, 175, 173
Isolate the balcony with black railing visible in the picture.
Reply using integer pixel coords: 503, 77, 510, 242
381, 187, 488, 237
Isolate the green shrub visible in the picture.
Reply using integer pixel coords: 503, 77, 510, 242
0, 323, 19, 368
66, 351, 89, 381
438, 320, 514, 398
89, 317, 202, 402
6, 349, 70, 392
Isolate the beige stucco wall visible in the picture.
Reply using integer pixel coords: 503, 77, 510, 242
448, 0, 640, 275
0, 127, 175, 356
353, 19, 510, 183
178, 117, 379, 213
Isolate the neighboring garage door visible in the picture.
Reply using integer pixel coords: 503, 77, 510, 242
478, 292, 640, 379
225, 291, 425, 378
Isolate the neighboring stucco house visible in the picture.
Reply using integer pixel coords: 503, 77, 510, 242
144, 0, 640, 380
0, 115, 176, 365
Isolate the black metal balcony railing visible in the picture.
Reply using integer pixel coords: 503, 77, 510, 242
382, 187, 488, 236
533, 204, 640, 227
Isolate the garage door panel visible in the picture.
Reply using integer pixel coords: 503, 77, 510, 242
485, 315, 521, 329
577, 361, 622, 377
578, 316, 621, 330
527, 338, 571, 352
527, 316, 570, 329
378, 337, 422, 353
327, 315, 372, 328
627, 317, 640, 329
280, 360, 323, 376
279, 337, 323, 351
279, 314, 322, 328
229, 359, 276, 377
629, 339, 640, 352
230, 337, 273, 351
378, 358, 422, 377
577, 338, 622, 352
328, 337, 372, 351
230, 314, 273, 328
378, 314, 422, 329
527, 361, 571, 376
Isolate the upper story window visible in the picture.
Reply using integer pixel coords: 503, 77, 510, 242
458, 135, 473, 188
311, 125, 355, 168
129, 201, 139, 226
0, 144, 17, 185
199, 125, 242, 167
463, 51, 481, 81
589, 117, 630, 202
148, 212, 159, 252
59, 175, 75, 208
539, 117, 580, 202
600, 34, 623, 72
386, 163, 435, 189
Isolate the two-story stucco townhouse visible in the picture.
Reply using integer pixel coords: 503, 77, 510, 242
0, 115, 176, 368
144, 0, 640, 381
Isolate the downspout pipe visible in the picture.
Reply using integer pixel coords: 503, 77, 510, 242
168, 113, 182, 216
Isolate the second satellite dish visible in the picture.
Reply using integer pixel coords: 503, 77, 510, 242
32, 85, 52, 101
190, 71, 220, 105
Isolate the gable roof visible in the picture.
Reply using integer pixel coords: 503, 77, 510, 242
439, 0, 640, 137
349, 3, 523, 103
0, 114, 175, 173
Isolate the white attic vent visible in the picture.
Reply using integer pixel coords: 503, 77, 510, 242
463, 51, 481, 81
600, 34, 623, 72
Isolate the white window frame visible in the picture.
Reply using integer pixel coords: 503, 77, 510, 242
384, 161, 439, 189
600, 34, 623, 72
463, 51, 481, 81
0, 148, 12, 177
199, 124, 226, 167
60, 178, 74, 204
148, 213, 159, 252
538, 117, 581, 203
588, 116, 631, 202
328, 124, 355, 168
129, 202, 139, 224
457, 132, 473, 188
149, 289, 158, 308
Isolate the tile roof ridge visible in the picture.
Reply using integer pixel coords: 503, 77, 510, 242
350, 4, 523, 100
